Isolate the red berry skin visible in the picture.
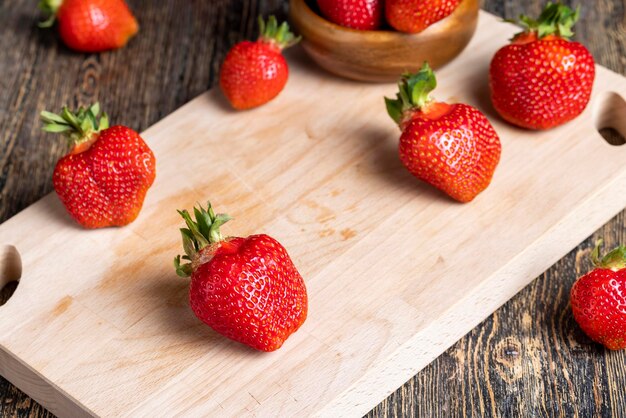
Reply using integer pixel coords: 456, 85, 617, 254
386, 0, 461, 33
490, 36, 595, 130
56, 0, 139, 53
317, 0, 383, 30
189, 235, 308, 352
220, 41, 289, 110
399, 103, 501, 203
53, 126, 156, 229
571, 268, 626, 350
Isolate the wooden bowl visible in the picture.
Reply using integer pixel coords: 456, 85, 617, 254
289, 0, 479, 82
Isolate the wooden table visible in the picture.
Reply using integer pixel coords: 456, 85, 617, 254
0, 0, 624, 416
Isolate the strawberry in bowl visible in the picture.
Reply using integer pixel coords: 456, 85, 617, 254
386, 0, 462, 33
289, 0, 479, 82
317, 0, 383, 30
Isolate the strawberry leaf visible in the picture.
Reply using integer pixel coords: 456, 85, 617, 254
385, 97, 403, 125
178, 209, 210, 249
407, 64, 437, 108
89, 103, 101, 116
180, 228, 196, 256
42, 124, 73, 133
174, 255, 193, 278
385, 62, 437, 126
591, 240, 626, 271
210, 214, 233, 243
37, 0, 62, 28
100, 113, 110, 130
41, 103, 110, 149
194, 206, 211, 239
512, 2, 581, 40
174, 201, 233, 276
40, 110, 67, 124
258, 15, 301, 50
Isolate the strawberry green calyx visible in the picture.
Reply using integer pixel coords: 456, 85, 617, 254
40, 103, 109, 149
38, 0, 63, 28
511, 2, 580, 40
258, 15, 301, 50
174, 202, 233, 278
385, 62, 437, 126
591, 240, 626, 271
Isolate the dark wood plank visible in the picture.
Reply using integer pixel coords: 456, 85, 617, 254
0, 0, 624, 417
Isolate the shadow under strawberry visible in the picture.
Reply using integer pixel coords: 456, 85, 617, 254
211, 88, 236, 113
534, 242, 609, 355
21, 13, 84, 57
7, 13, 57, 49
90, 239, 264, 356
358, 124, 453, 202
286, 46, 386, 86
43, 193, 86, 230
146, 274, 264, 356
467, 62, 501, 122
468, 69, 530, 134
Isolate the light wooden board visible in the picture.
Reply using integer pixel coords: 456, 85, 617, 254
1, 11, 626, 417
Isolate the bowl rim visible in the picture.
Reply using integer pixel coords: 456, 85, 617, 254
290, 0, 480, 40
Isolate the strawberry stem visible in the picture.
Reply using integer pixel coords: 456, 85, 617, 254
258, 15, 301, 50
591, 240, 626, 271
40, 103, 109, 150
385, 62, 437, 126
174, 202, 233, 278
37, 0, 63, 28
511, 2, 580, 40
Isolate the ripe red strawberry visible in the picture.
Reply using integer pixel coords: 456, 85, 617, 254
38, 0, 139, 53
41, 104, 155, 228
317, 0, 383, 30
571, 242, 626, 351
220, 16, 300, 110
386, 0, 461, 33
489, 3, 595, 130
385, 63, 501, 203
174, 202, 308, 352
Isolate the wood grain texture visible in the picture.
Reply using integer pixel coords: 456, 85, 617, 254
0, 1, 624, 417
367, 1, 626, 417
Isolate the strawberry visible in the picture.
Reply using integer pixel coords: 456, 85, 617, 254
174, 202, 308, 352
41, 104, 155, 229
489, 3, 595, 130
385, 63, 501, 203
571, 242, 626, 351
386, 0, 461, 33
317, 0, 383, 30
38, 0, 139, 53
219, 16, 300, 110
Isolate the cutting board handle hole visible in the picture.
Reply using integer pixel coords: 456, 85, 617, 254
594, 92, 626, 146
0, 245, 21, 306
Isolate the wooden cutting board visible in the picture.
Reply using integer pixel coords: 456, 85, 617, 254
1, 11, 625, 417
